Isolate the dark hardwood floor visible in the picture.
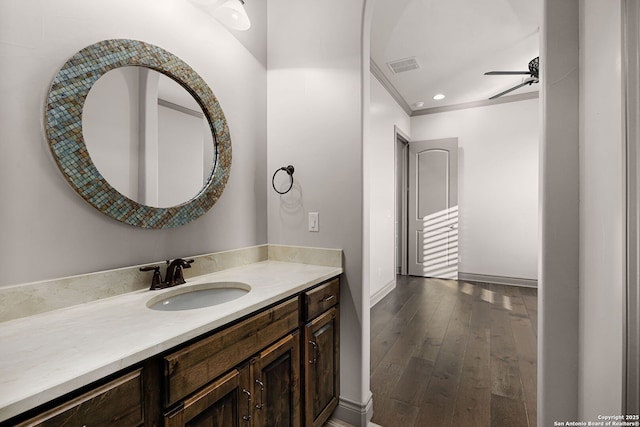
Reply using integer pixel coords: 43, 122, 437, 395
370, 275, 537, 427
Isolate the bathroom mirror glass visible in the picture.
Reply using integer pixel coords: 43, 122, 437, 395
83, 67, 215, 208
45, 39, 231, 228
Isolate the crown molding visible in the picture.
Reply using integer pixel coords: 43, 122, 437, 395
369, 58, 413, 116
412, 91, 539, 116
369, 58, 539, 117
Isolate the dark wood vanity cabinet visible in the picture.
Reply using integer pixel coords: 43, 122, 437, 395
14, 369, 144, 427
5, 277, 339, 427
165, 332, 301, 427
162, 296, 301, 427
163, 276, 341, 427
302, 278, 340, 427
162, 298, 299, 409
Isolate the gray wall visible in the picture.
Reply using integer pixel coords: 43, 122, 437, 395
539, 0, 580, 423
0, 0, 268, 287
267, 0, 370, 423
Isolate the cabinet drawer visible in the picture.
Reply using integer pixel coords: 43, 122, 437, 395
16, 369, 143, 427
304, 278, 339, 321
164, 297, 299, 407
164, 369, 246, 427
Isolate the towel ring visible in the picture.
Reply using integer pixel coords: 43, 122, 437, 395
272, 165, 295, 194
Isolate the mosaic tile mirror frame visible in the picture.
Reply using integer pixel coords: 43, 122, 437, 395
45, 39, 231, 228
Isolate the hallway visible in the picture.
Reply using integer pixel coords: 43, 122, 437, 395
370, 276, 537, 427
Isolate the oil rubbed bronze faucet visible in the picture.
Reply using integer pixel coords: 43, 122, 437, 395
140, 258, 194, 290
165, 258, 194, 286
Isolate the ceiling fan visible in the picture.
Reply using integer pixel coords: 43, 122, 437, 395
484, 56, 539, 99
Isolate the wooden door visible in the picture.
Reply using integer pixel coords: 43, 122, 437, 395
252, 332, 301, 427
303, 307, 340, 427
164, 365, 253, 427
408, 138, 459, 279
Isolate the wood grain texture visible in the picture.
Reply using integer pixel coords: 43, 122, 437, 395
164, 297, 299, 406
370, 276, 537, 427
305, 278, 340, 321
304, 307, 340, 427
164, 369, 240, 427
490, 308, 522, 400
253, 332, 301, 427
16, 369, 144, 427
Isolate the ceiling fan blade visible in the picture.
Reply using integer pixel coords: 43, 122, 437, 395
485, 71, 532, 75
489, 78, 537, 100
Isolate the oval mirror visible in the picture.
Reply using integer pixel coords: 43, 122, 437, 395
45, 39, 231, 228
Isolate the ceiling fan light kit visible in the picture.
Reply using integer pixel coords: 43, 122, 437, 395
485, 56, 539, 99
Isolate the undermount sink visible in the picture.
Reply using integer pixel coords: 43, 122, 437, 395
147, 282, 251, 311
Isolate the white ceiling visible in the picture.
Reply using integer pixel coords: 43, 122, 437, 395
370, 0, 541, 113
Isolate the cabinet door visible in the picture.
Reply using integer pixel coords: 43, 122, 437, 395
303, 307, 340, 427
164, 364, 253, 427
251, 332, 301, 427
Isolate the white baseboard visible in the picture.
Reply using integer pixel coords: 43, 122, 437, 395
325, 419, 382, 427
458, 272, 538, 288
370, 279, 396, 308
331, 393, 374, 427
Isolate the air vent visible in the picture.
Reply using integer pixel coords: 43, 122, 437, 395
387, 57, 420, 74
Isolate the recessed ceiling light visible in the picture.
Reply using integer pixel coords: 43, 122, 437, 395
433, 94, 445, 100
413, 101, 425, 108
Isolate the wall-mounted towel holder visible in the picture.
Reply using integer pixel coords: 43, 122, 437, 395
272, 165, 295, 194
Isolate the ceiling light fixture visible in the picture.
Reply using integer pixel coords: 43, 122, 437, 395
433, 94, 445, 100
413, 101, 425, 108
211, 0, 251, 31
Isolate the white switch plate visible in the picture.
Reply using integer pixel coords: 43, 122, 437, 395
308, 212, 319, 232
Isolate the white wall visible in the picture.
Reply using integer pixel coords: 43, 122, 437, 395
411, 99, 539, 282
369, 73, 410, 301
267, 0, 369, 424
579, 0, 624, 418
0, 0, 267, 286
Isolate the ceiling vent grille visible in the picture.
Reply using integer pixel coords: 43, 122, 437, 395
387, 57, 420, 74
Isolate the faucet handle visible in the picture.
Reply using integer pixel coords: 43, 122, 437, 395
173, 259, 194, 286
140, 265, 164, 290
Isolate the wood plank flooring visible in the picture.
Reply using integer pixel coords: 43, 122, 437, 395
370, 276, 537, 427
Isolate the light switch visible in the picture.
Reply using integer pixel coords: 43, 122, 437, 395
308, 212, 319, 232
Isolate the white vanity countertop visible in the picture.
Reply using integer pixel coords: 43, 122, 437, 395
0, 260, 342, 422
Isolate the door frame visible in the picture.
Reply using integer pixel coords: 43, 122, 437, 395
623, 0, 640, 414
394, 126, 410, 276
